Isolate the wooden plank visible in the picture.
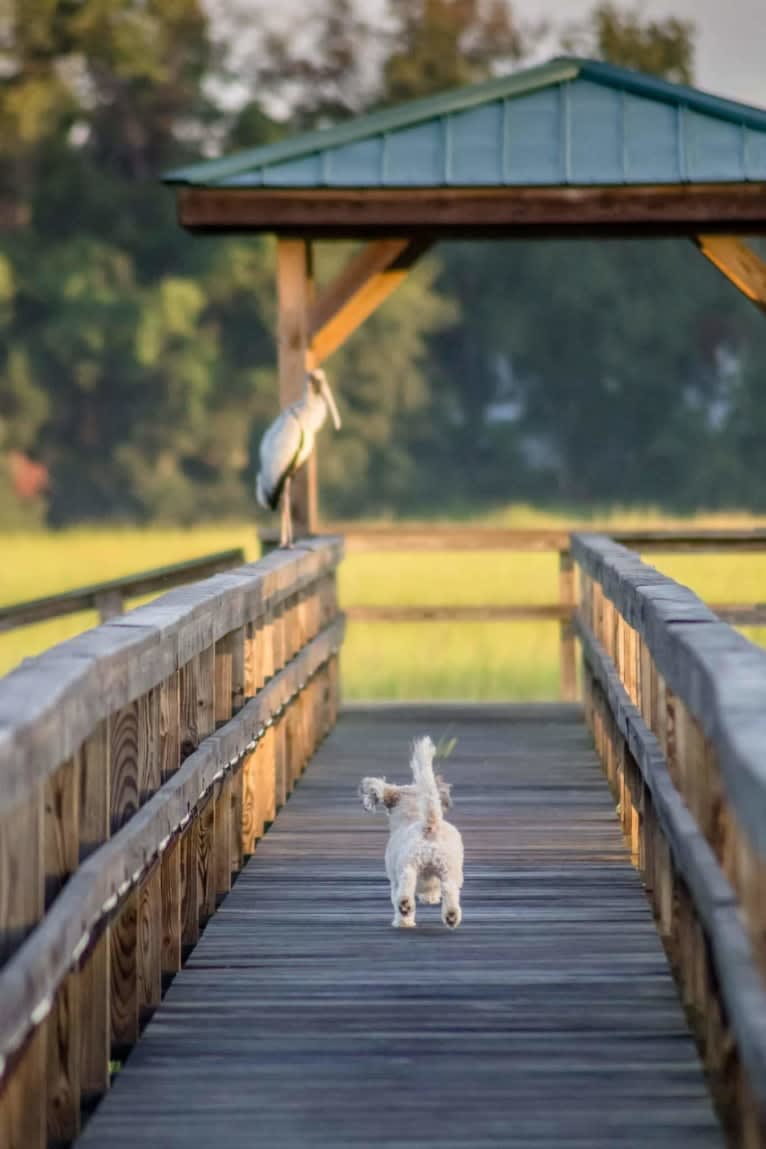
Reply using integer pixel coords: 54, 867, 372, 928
180, 648, 215, 761
180, 821, 200, 950
79, 721, 110, 861
110, 701, 139, 834
0, 1025, 45, 1149
695, 235, 766, 313
110, 888, 139, 1053
310, 238, 428, 364
214, 633, 234, 727
177, 182, 766, 237
160, 838, 182, 977
44, 757, 79, 908
346, 603, 571, 622
79, 930, 110, 1105
47, 970, 80, 1146
159, 672, 180, 781
76, 706, 724, 1149
214, 777, 232, 901
138, 687, 161, 802
197, 797, 216, 925
0, 791, 43, 963
277, 237, 314, 535
137, 864, 162, 1025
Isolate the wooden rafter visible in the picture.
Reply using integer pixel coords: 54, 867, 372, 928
694, 235, 766, 314
309, 238, 430, 364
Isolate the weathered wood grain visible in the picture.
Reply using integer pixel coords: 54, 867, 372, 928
79, 721, 110, 861
110, 888, 138, 1053
79, 930, 110, 1105
160, 838, 182, 978
77, 706, 723, 1149
0, 791, 43, 963
138, 864, 162, 1025
44, 757, 79, 908
46, 969, 80, 1146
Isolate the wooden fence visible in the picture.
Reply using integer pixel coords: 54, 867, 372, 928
275, 525, 766, 704
0, 548, 246, 632
0, 537, 344, 1149
573, 533, 766, 1145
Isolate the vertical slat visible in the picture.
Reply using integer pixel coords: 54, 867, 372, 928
274, 718, 287, 811
79, 720, 110, 861
160, 671, 181, 781
138, 863, 162, 1025
138, 686, 161, 802
79, 930, 110, 1105
231, 626, 246, 714
197, 796, 216, 925
180, 648, 216, 760
0, 1025, 46, 1149
161, 837, 182, 978
559, 549, 577, 702
215, 633, 234, 727
44, 757, 79, 908
241, 746, 263, 856
180, 819, 200, 950
0, 790, 44, 963
47, 970, 80, 1147
110, 700, 139, 834
110, 887, 139, 1053
214, 777, 232, 900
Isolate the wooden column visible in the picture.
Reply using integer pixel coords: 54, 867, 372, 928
277, 238, 315, 536
559, 550, 577, 702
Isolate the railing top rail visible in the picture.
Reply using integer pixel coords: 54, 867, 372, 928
572, 532, 766, 854
264, 524, 766, 554
0, 547, 247, 632
0, 536, 343, 811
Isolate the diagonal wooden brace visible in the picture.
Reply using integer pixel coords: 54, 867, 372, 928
694, 235, 766, 315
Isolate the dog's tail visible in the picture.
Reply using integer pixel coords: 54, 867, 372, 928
410, 736, 441, 837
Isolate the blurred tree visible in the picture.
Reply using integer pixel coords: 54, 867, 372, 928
383, 0, 525, 103
563, 2, 694, 83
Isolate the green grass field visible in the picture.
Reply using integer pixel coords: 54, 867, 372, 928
3, 512, 766, 699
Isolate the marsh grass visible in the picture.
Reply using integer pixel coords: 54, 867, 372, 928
3, 512, 766, 697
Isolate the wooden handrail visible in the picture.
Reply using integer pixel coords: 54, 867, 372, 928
0, 547, 246, 632
0, 536, 345, 1147
571, 533, 766, 1140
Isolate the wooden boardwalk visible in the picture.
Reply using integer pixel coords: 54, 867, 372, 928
78, 704, 722, 1148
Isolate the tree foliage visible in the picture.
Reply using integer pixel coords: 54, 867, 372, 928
1, 0, 765, 526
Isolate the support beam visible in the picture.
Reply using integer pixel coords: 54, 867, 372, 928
277, 238, 316, 535
694, 235, 766, 314
310, 239, 429, 364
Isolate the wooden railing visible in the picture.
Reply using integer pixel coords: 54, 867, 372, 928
0, 537, 344, 1148
573, 534, 766, 1144
0, 548, 246, 632
265, 525, 766, 703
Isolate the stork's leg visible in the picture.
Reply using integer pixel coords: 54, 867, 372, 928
283, 477, 293, 548
279, 485, 289, 549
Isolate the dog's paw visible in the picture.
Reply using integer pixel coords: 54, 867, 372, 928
398, 895, 414, 917
443, 907, 461, 929
393, 914, 416, 928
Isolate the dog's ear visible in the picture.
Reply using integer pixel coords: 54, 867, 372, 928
358, 777, 400, 812
435, 773, 453, 811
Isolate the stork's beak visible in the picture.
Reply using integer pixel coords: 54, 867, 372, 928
320, 376, 342, 430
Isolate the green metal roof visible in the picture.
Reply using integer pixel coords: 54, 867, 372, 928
164, 56, 766, 189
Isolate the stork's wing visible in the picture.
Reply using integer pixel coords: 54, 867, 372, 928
256, 411, 304, 510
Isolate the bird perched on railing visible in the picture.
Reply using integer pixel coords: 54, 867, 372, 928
256, 368, 342, 547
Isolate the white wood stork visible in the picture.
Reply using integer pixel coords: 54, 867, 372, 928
256, 368, 342, 547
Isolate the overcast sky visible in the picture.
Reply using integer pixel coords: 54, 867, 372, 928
503, 0, 765, 107
210, 0, 766, 112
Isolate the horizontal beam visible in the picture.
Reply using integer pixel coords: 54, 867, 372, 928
346, 604, 571, 622
695, 234, 766, 313
177, 184, 766, 238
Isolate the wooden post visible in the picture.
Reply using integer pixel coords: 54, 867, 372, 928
277, 237, 315, 536
559, 549, 577, 702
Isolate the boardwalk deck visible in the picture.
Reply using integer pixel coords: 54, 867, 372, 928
77, 704, 723, 1148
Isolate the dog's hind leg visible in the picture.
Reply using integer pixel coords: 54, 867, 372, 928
417, 875, 441, 905
392, 865, 417, 928
441, 879, 462, 929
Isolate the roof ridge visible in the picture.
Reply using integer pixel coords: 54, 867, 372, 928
163, 55, 766, 187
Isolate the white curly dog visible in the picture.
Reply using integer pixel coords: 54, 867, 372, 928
358, 736, 464, 929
